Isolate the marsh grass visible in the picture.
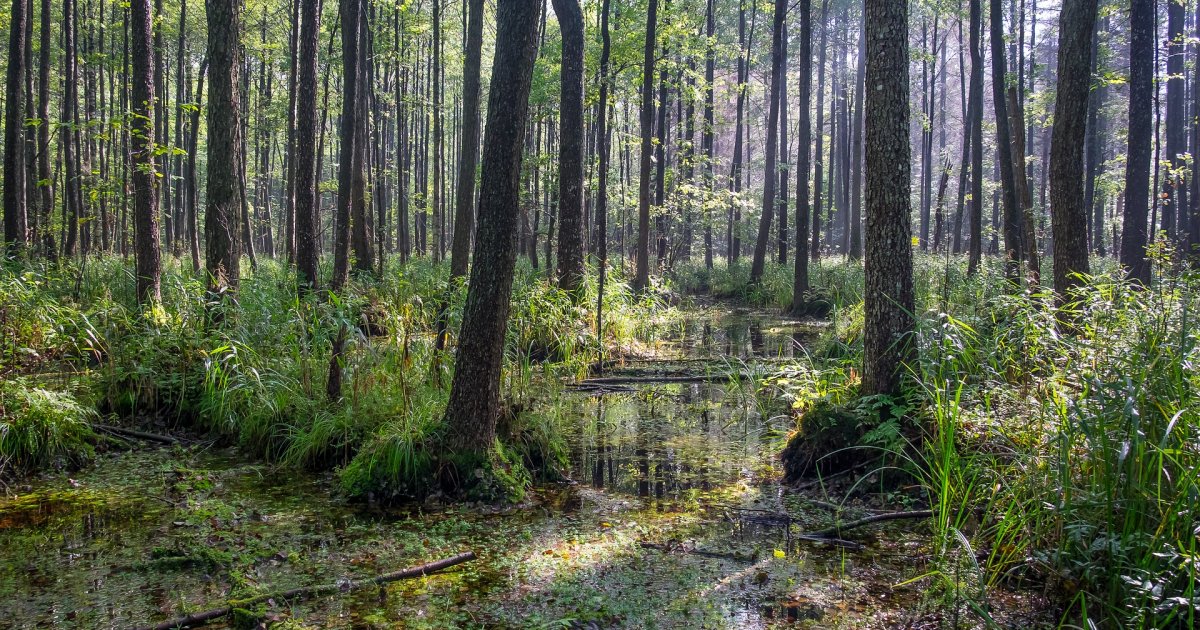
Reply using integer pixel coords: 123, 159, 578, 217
761, 253, 1199, 628
0, 255, 673, 499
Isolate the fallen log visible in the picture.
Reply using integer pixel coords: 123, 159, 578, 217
93, 424, 181, 445
805, 510, 933, 539
578, 372, 751, 386
138, 551, 477, 630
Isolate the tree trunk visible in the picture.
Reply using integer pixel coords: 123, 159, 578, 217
205, 0, 244, 294
131, 0, 161, 303
702, 0, 715, 269
332, 0, 362, 289
633, 0, 658, 292
990, 0, 1022, 284
1049, 0, 1098, 298
1120, 0, 1152, 282
791, 0, 813, 314
862, 0, 915, 397
449, 0, 485, 279
811, 0, 829, 262
35, 0, 55, 259
4, 0, 29, 252
553, 0, 586, 294
749, 0, 786, 284
295, 0, 322, 291
966, 0, 985, 275
442, 0, 541, 456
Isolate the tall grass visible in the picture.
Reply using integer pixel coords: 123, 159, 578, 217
765, 253, 1198, 627
0, 254, 670, 498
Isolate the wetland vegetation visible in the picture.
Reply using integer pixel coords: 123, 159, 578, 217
2, 0, 1199, 628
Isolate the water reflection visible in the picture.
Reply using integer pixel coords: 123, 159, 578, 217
663, 310, 824, 359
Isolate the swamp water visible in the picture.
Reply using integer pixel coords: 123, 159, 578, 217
0, 309, 1035, 628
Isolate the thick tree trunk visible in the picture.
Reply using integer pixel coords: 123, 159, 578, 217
862, 0, 915, 397
1120, 0, 1153, 283
205, 0, 244, 294
442, 0, 541, 455
1049, 0, 1098, 297
553, 0, 586, 294
131, 0, 161, 303
295, 0, 322, 291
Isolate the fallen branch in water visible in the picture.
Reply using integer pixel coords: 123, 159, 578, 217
138, 551, 477, 630
578, 372, 751, 386
805, 510, 934, 539
93, 424, 181, 445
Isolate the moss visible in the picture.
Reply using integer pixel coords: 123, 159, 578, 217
780, 401, 872, 483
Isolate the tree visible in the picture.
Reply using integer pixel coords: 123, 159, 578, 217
790, 0, 812, 315
1049, 0, 1098, 297
131, 0, 162, 303
966, 0, 984, 275
862, 0, 915, 397
749, 0, 786, 284
990, 0, 1022, 284
553, 0, 586, 294
701, 0, 716, 269
206, 0, 244, 295
595, 0, 612, 351
1117, 0, 1151, 283
332, 0, 363, 290
2, 0, 28, 253
294, 0, 322, 292
633, 0, 658, 292
449, 0, 485, 280
34, 0, 54, 259
441, 0, 541, 455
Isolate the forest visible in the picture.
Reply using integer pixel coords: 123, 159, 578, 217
0, 0, 1196, 627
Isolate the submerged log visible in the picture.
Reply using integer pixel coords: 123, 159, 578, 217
93, 423, 181, 445
138, 551, 477, 630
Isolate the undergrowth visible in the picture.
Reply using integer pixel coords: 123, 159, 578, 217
763, 252, 1199, 628
0, 255, 675, 499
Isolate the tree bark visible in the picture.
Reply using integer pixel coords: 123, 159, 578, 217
449, 0, 485, 279
442, 0, 541, 455
553, 0, 586, 294
1120, 0, 1152, 283
1049, 0, 1098, 298
633, 0, 658, 292
295, 0, 322, 292
3, 0, 29, 252
966, 0, 985, 275
990, 0, 1023, 284
862, 0, 915, 397
205, 0, 244, 294
791, 0, 813, 314
749, 0, 786, 284
131, 0, 161, 303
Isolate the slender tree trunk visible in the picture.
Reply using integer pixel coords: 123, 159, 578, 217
596, 0, 612, 347
791, 0, 813, 314
966, 0, 985, 275
702, 0, 715, 269
449, 0, 485, 279
990, 0, 1023, 284
633, 0, 658, 291
35, 0, 55, 259
749, 0, 786, 284
442, 0, 541, 456
811, 0, 829, 262
7, 0, 31, 252
186, 60, 207, 273
847, 22, 865, 260
332, 0, 362, 290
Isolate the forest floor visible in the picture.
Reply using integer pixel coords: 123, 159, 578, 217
0, 307, 1057, 629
